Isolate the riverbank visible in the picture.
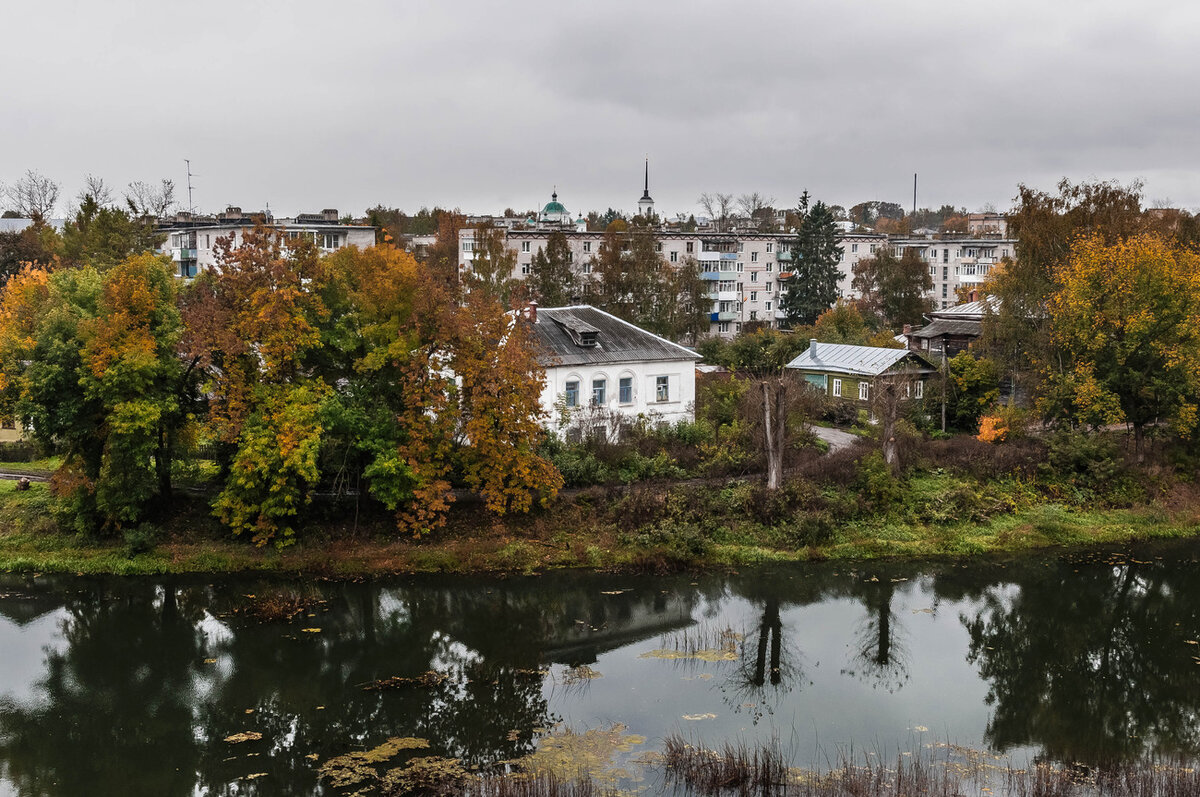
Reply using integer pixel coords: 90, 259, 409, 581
0, 447, 1196, 576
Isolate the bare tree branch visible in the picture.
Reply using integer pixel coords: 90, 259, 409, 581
125, 179, 177, 218
4, 170, 60, 220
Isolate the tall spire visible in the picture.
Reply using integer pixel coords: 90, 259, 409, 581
641, 158, 652, 201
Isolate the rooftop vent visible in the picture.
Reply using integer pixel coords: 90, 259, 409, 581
579, 330, 597, 348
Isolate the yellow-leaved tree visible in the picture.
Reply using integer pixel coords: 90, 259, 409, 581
1043, 233, 1200, 454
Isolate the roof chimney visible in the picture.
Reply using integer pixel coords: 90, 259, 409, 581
903, 324, 912, 336
527, 301, 538, 324
809, 339, 818, 357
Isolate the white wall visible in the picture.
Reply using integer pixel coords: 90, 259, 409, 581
540, 358, 696, 438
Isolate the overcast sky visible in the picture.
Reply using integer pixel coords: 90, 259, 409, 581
4, 0, 1198, 219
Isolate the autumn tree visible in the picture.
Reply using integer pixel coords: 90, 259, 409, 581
982, 178, 1148, 401
811, 300, 902, 348
60, 195, 163, 269
464, 223, 517, 304
0, 255, 188, 533
448, 293, 562, 514
182, 225, 330, 546
1041, 233, 1200, 454
851, 246, 933, 330
528, 230, 575, 307
779, 196, 843, 326
0, 220, 59, 282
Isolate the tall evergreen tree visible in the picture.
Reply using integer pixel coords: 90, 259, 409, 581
779, 197, 843, 326
528, 230, 575, 307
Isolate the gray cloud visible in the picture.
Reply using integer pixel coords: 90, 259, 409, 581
3, 0, 1199, 219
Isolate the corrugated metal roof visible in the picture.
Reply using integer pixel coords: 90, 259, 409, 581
910, 319, 982, 338
531, 305, 698, 367
929, 296, 999, 321
785, 342, 935, 377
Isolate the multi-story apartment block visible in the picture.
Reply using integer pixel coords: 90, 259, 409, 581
459, 182, 1015, 338
157, 207, 375, 277
892, 234, 1015, 310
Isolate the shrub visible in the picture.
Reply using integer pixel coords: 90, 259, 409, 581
855, 451, 901, 511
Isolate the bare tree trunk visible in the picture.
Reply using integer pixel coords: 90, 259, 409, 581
763, 380, 780, 490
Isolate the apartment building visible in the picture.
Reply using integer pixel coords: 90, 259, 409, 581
892, 234, 1015, 310
157, 207, 375, 277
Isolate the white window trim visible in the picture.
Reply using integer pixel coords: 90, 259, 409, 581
832, 378, 842, 398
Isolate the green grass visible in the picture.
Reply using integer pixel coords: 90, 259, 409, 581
0, 466, 1197, 577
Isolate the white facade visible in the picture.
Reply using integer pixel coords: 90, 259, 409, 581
892, 235, 1015, 310
158, 209, 375, 277
541, 357, 697, 440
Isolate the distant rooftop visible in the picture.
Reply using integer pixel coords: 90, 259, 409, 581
786, 341, 935, 377
530, 305, 697, 368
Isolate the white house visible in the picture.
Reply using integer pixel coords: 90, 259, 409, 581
527, 305, 697, 440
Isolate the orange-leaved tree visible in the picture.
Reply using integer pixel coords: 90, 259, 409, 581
447, 292, 562, 515
182, 224, 329, 546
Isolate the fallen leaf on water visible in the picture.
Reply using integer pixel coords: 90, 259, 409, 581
506, 729, 521, 741
682, 713, 717, 721
224, 732, 263, 744
305, 753, 319, 761
912, 725, 929, 733
302, 628, 322, 633
244, 709, 254, 714
243, 773, 267, 780
203, 658, 217, 664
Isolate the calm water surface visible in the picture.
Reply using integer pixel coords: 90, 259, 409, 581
1, 542, 1199, 795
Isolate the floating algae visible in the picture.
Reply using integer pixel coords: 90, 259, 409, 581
318, 736, 431, 790
519, 724, 647, 786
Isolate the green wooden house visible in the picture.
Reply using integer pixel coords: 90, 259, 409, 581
784, 340, 937, 402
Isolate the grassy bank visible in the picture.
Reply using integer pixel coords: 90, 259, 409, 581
0, 432, 1197, 576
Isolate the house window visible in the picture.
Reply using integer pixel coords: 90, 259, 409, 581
767, 243, 773, 253
766, 261, 774, 272
521, 262, 530, 275
751, 251, 758, 262
738, 242, 745, 252
583, 262, 592, 274
766, 282, 773, 293
462, 241, 474, 252
869, 244, 877, 253
765, 300, 772, 311
942, 266, 948, 280
564, 380, 579, 408
656, 242, 663, 252
521, 241, 531, 253
915, 380, 924, 399
751, 271, 758, 283
833, 378, 843, 398
686, 242, 694, 253
859, 382, 869, 401
583, 242, 592, 253
736, 261, 744, 273
670, 251, 678, 262
750, 311, 758, 321
619, 376, 633, 404
205, 234, 210, 248
750, 291, 758, 301
592, 378, 606, 405
323, 233, 341, 249
718, 321, 730, 333
852, 244, 858, 253
942, 284, 948, 298
655, 375, 669, 402
719, 280, 736, 291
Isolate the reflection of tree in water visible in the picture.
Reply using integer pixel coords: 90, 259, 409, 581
955, 554, 1200, 764
841, 577, 911, 693
0, 582, 211, 797
0, 572, 701, 796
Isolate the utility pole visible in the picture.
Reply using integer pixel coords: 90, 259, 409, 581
184, 159, 195, 214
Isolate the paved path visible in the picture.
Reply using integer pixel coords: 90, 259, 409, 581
810, 425, 859, 453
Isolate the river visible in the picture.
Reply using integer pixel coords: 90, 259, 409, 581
1, 542, 1198, 795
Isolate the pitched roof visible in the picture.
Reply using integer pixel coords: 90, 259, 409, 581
531, 305, 698, 367
785, 341, 936, 377
909, 318, 982, 339
928, 296, 999, 321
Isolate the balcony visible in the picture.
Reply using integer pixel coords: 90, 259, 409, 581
709, 311, 737, 322
701, 271, 721, 281
716, 290, 739, 302
174, 248, 197, 260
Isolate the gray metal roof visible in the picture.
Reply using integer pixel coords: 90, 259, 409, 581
909, 318, 982, 339
928, 296, 999, 321
785, 341, 936, 377
531, 305, 698, 367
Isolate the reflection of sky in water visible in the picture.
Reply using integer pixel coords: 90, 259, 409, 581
0, 549, 1194, 794
0, 610, 69, 709
545, 579, 1010, 769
